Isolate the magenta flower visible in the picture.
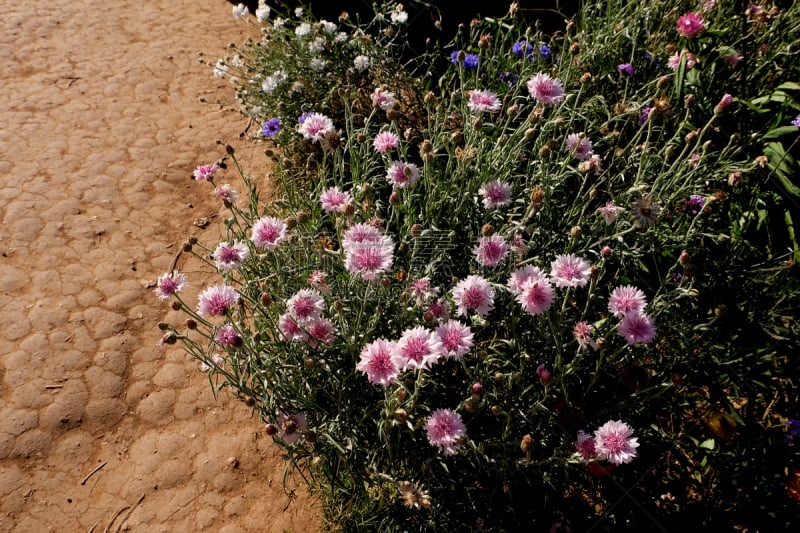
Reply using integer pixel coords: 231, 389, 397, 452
371, 87, 396, 111
298, 112, 335, 142
342, 223, 382, 250
393, 326, 443, 371
427, 299, 450, 321
565, 133, 593, 161
320, 186, 352, 213
668, 50, 697, 71
676, 12, 705, 39
526, 72, 565, 106
573, 321, 596, 350
192, 163, 219, 181
344, 237, 395, 281
515, 278, 554, 316
596, 201, 625, 224
197, 284, 239, 317
357, 338, 399, 385
550, 254, 592, 289
452, 275, 495, 317
575, 430, 598, 462
386, 160, 420, 189
594, 420, 639, 465
425, 409, 467, 456
473, 234, 509, 267
608, 285, 647, 318
212, 241, 250, 271
276, 413, 307, 444
478, 179, 512, 209
373, 131, 400, 153
618, 312, 656, 345
307, 317, 336, 348
278, 312, 309, 343
507, 265, 548, 295
435, 320, 474, 360
410, 277, 439, 306
617, 63, 634, 77
251, 216, 288, 250
714, 93, 734, 114
467, 89, 502, 113
155, 271, 187, 300
286, 288, 325, 323
213, 183, 238, 204
214, 324, 241, 347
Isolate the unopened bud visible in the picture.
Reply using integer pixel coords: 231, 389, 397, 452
570, 226, 582, 239
601, 246, 613, 258
265, 423, 278, 436
727, 171, 743, 187
679, 251, 691, 265
389, 191, 401, 205
684, 94, 695, 107
185, 319, 197, 329
394, 408, 408, 423
520, 434, 533, 453
569, 42, 580, 54
580, 72, 592, 84
481, 223, 494, 236
471, 382, 483, 395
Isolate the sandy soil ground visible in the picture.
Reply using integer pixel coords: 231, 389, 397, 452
0, 1, 320, 530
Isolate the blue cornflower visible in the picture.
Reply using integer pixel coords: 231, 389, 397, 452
499, 71, 519, 88
297, 112, 313, 124
512, 39, 534, 57
618, 63, 634, 76
261, 117, 281, 137
539, 44, 551, 58
639, 106, 652, 126
450, 50, 479, 69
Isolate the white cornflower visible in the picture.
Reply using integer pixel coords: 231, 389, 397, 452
294, 7, 304, 17
272, 17, 285, 30
354, 55, 371, 72
232, 3, 249, 20
391, 10, 409, 24
334, 31, 349, 43
320, 20, 337, 34
310, 58, 328, 72
213, 59, 228, 78
309, 37, 325, 53
262, 69, 287, 93
295, 23, 311, 37
255, 3, 270, 23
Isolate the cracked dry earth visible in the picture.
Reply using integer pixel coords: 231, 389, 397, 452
0, 0, 320, 531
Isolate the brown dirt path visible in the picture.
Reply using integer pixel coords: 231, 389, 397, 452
0, 1, 320, 530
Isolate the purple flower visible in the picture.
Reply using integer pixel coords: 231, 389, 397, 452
686, 195, 706, 216
155, 271, 187, 300
297, 112, 314, 123
499, 71, 519, 87
512, 39, 534, 57
617, 63, 634, 76
450, 51, 479, 69
261, 117, 281, 137
639, 106, 652, 126
539, 44, 551, 58
792, 115, 800, 128
785, 418, 800, 444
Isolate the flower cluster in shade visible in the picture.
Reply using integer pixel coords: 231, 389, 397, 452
511, 39, 550, 59
676, 12, 705, 39
609, 285, 656, 345
575, 420, 640, 465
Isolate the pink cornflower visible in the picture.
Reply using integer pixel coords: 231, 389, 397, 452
427, 299, 450, 321
251, 216, 288, 250
550, 254, 592, 289
155, 271, 187, 300
594, 420, 639, 465
192, 163, 219, 181
573, 321, 597, 350
308, 270, 331, 296
214, 184, 238, 204
565, 133, 593, 161
212, 241, 250, 272
298, 112, 335, 142
278, 312, 309, 343
435, 320, 474, 360
393, 326, 443, 371
307, 317, 336, 348
276, 413, 307, 444
507, 265, 548, 295
515, 278, 554, 316
473, 234, 509, 267
372, 87, 396, 111
526, 72, 565, 106
320, 186, 352, 213
608, 285, 647, 318
536, 363, 551, 385
467, 89, 502, 113
345, 237, 395, 281
386, 160, 420, 189
425, 409, 467, 456
286, 288, 325, 323
511, 233, 528, 255
197, 284, 239, 317
668, 50, 697, 71
575, 430, 598, 462
676, 12, 705, 39
357, 338, 399, 385
596, 201, 625, 224
342, 223, 382, 250
410, 277, 438, 306
478, 179, 512, 209
373, 131, 400, 153
618, 312, 656, 345
452, 275, 495, 317
214, 324, 241, 347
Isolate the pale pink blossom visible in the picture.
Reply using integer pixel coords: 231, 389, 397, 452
478, 179, 512, 209
507, 265, 548, 295
212, 241, 250, 271
427, 299, 450, 321
435, 320, 474, 360
618, 312, 656, 345
608, 285, 647, 318
373, 131, 400, 153
410, 277, 438, 306
307, 317, 336, 348
345, 237, 395, 281
193, 163, 219, 181
357, 338, 399, 385
276, 413, 307, 444
278, 312, 308, 343
425, 409, 467, 455
319, 186, 352, 213
214, 324, 241, 346
372, 87, 396, 111
515, 278, 554, 315
386, 161, 420, 189
676, 12, 705, 39
550, 254, 592, 288
565, 133, 593, 161
467, 90, 502, 113
342, 223, 382, 250
596, 201, 625, 224
594, 420, 639, 464
298, 112, 335, 142
251, 216, 288, 250
197, 284, 239, 317
393, 326, 443, 371
668, 50, 697, 71
573, 321, 597, 350
575, 430, 598, 462
527, 72, 565, 106
286, 288, 325, 323
473, 234, 509, 267
155, 271, 187, 300
308, 270, 331, 295
214, 183, 238, 204
452, 275, 495, 317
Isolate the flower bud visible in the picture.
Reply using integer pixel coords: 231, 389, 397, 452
601, 246, 613, 258
520, 434, 533, 453
471, 382, 483, 395
161, 332, 177, 345
684, 94, 695, 108
481, 223, 494, 236
265, 423, 278, 436
305, 357, 315, 368
381, 277, 392, 288
423, 311, 434, 322
171, 300, 181, 311
225, 144, 235, 155
714, 93, 733, 114
394, 408, 408, 423
389, 191, 401, 205
727, 171, 743, 187
396, 388, 408, 402
679, 251, 691, 265
569, 42, 580, 54
297, 210, 310, 224
570, 226, 582, 239
185, 319, 197, 330
491, 405, 502, 416
580, 72, 592, 84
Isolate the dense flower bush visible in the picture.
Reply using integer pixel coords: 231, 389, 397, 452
160, 1, 800, 530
